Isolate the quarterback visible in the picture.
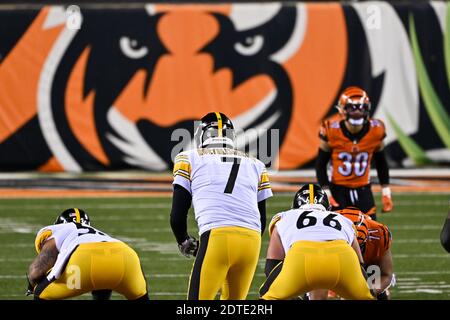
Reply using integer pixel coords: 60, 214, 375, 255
27, 208, 148, 300
170, 112, 272, 300
260, 184, 374, 300
315, 86, 393, 219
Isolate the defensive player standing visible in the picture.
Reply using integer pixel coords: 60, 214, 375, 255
27, 208, 149, 300
260, 184, 374, 300
315, 86, 393, 220
170, 112, 272, 300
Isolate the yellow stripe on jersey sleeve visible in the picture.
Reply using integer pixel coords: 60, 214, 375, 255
268, 214, 282, 237
258, 169, 270, 191
35, 229, 53, 254
173, 159, 191, 181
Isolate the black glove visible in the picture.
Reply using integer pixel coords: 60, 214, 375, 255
178, 236, 199, 258
25, 274, 34, 296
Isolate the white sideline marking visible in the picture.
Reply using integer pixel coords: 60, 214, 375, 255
394, 254, 449, 258
388, 225, 441, 230
399, 289, 444, 294
0, 203, 171, 210
394, 239, 440, 244
0, 218, 39, 234
397, 271, 450, 275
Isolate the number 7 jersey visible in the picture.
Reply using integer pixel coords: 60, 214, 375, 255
173, 148, 273, 236
319, 119, 386, 188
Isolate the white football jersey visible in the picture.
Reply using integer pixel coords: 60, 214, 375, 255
269, 204, 356, 254
34, 223, 120, 281
173, 147, 273, 235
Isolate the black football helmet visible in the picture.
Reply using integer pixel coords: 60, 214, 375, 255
194, 112, 236, 148
54, 208, 90, 225
292, 184, 331, 210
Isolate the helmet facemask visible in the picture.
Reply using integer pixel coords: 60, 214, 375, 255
337, 87, 371, 126
342, 101, 371, 126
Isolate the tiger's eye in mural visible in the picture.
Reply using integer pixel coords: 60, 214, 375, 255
0, 3, 449, 172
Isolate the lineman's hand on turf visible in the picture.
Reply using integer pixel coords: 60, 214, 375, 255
25, 274, 34, 296
178, 236, 198, 258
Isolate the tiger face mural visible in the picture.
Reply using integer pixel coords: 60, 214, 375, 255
0, 3, 449, 171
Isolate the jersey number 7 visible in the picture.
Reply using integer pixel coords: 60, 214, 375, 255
223, 158, 240, 194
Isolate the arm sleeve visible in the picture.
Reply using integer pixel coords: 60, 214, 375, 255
316, 148, 331, 187
170, 184, 192, 245
172, 154, 192, 194
374, 149, 390, 185
440, 217, 450, 253
258, 200, 266, 235
257, 167, 273, 202
264, 259, 283, 277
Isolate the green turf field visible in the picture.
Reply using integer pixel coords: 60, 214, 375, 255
0, 193, 448, 300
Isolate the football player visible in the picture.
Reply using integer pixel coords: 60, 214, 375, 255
337, 206, 394, 299
440, 209, 450, 253
170, 112, 273, 300
315, 86, 393, 220
27, 208, 149, 300
260, 184, 374, 300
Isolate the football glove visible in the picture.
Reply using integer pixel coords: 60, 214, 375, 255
178, 236, 198, 258
324, 187, 340, 208
25, 274, 34, 296
381, 187, 393, 213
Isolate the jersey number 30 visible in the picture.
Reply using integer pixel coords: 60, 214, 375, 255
296, 211, 342, 231
337, 152, 368, 177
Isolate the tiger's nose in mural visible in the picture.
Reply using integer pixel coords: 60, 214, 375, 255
111, 4, 298, 170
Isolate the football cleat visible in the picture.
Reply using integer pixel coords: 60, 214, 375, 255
292, 184, 331, 210
54, 208, 90, 225
337, 86, 371, 126
194, 112, 236, 148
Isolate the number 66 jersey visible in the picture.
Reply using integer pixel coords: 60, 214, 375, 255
269, 205, 356, 254
173, 148, 273, 236
34, 223, 120, 281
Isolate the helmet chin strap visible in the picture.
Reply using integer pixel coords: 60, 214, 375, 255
202, 137, 235, 148
348, 118, 364, 126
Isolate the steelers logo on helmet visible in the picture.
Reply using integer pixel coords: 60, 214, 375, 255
194, 112, 236, 148
337, 86, 371, 126
54, 208, 90, 225
292, 184, 331, 210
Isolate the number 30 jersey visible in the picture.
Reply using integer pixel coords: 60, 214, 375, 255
34, 223, 120, 280
173, 148, 273, 236
319, 119, 386, 188
269, 205, 356, 254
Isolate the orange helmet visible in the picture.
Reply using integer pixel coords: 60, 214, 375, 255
337, 86, 371, 126
335, 207, 369, 252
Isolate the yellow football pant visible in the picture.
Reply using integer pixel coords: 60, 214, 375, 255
37, 242, 148, 300
260, 240, 374, 300
188, 226, 261, 300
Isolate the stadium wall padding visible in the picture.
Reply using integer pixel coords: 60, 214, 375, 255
0, 2, 449, 171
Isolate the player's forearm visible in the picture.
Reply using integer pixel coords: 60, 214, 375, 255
378, 274, 393, 294
28, 247, 57, 285
374, 149, 389, 185
170, 184, 192, 244
258, 200, 267, 235
316, 148, 331, 186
